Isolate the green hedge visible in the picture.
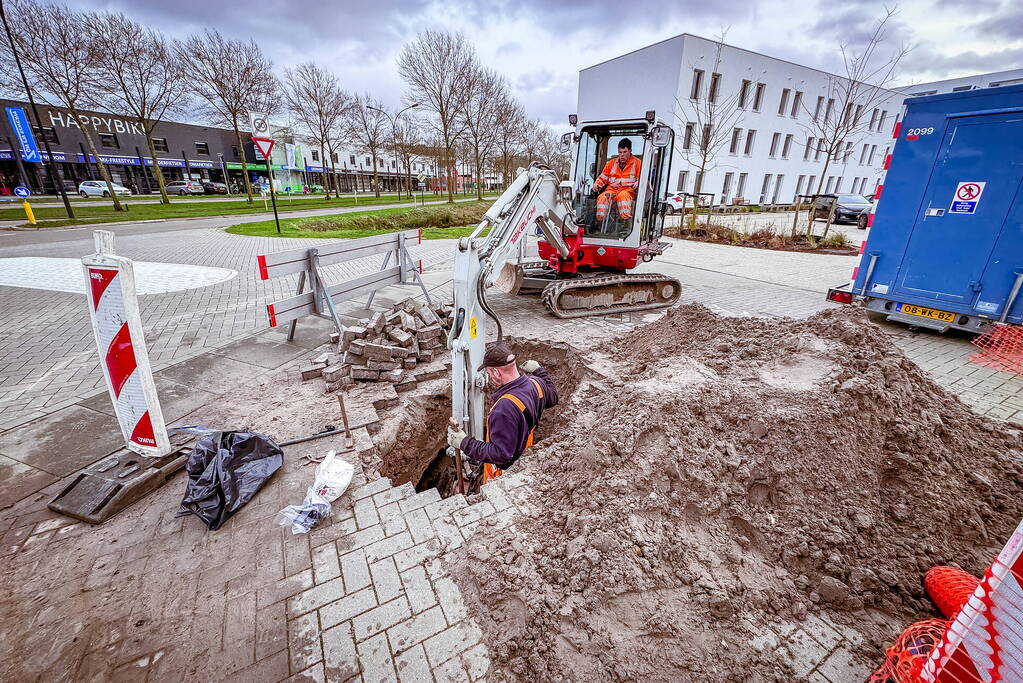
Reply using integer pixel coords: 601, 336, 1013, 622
300, 200, 491, 233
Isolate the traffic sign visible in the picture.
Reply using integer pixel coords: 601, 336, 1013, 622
14, 186, 31, 198
417, 174, 425, 182
949, 181, 986, 215
249, 112, 270, 136
252, 137, 275, 160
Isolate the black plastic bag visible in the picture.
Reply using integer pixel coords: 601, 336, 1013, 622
176, 428, 283, 530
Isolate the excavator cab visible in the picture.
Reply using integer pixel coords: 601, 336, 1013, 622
570, 120, 674, 250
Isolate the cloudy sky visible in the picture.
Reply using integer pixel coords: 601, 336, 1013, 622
78, 0, 1021, 125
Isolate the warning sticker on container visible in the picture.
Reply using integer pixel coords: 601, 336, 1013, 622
949, 181, 985, 214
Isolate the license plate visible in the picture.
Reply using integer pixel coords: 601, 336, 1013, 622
897, 303, 956, 322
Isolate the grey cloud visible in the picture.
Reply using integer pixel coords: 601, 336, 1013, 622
973, 3, 1023, 41
900, 43, 1023, 77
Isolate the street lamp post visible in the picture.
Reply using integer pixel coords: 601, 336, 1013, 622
217, 152, 228, 192
367, 103, 419, 202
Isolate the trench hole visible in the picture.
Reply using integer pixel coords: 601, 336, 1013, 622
378, 339, 585, 498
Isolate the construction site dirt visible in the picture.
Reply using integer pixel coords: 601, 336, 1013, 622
446, 304, 1023, 681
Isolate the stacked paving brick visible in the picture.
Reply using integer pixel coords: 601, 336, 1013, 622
321, 298, 453, 393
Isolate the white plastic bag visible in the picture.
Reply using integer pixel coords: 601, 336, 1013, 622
275, 451, 355, 534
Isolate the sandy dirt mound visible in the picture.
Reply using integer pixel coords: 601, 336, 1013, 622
449, 304, 1023, 681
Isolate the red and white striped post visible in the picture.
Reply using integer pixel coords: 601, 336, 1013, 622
82, 231, 170, 457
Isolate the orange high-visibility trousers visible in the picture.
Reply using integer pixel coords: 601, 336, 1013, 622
596, 187, 636, 220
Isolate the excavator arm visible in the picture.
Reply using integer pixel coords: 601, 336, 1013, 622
446, 163, 572, 447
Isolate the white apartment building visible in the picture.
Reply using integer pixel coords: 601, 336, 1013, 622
577, 34, 905, 205
904, 68, 1023, 97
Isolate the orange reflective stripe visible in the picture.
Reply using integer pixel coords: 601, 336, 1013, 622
528, 377, 544, 400
500, 393, 526, 412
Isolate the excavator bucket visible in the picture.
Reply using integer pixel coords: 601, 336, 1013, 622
494, 261, 525, 295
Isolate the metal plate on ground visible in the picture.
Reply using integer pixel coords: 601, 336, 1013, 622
48, 433, 193, 524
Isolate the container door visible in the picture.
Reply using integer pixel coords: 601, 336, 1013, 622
894, 113, 1023, 304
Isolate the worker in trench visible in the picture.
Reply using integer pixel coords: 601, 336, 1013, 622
592, 138, 641, 222
447, 342, 559, 486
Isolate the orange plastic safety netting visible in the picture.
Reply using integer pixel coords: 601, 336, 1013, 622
971, 324, 1023, 375
925, 566, 981, 619
870, 619, 950, 683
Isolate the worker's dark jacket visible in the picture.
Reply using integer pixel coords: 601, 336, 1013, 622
459, 367, 558, 468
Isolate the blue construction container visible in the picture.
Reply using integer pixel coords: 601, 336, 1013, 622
831, 83, 1023, 333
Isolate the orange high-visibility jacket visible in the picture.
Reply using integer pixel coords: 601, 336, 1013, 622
595, 155, 641, 192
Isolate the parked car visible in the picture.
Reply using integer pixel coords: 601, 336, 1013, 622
202, 181, 228, 195
165, 180, 205, 196
664, 192, 709, 214
78, 180, 131, 198
814, 193, 872, 223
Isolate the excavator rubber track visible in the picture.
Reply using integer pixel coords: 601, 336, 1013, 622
540, 272, 682, 319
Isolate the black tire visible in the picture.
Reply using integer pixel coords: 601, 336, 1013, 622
179, 190, 187, 196
102, 191, 110, 198
79, 191, 88, 198
857, 213, 868, 230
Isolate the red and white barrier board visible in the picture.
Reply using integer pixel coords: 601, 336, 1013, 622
923, 517, 1023, 682
82, 231, 170, 457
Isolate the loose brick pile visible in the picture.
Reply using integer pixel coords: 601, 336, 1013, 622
300, 298, 454, 393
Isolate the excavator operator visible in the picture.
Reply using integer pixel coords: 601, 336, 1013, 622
591, 138, 641, 222
447, 342, 558, 486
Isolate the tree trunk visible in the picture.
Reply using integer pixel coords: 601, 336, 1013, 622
143, 128, 170, 204
474, 150, 483, 201
371, 149, 381, 198
322, 146, 333, 199
74, 111, 124, 212
233, 121, 254, 203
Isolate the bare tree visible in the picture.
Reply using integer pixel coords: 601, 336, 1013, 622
393, 115, 424, 196
283, 62, 351, 200
533, 123, 571, 177
397, 30, 477, 203
351, 94, 389, 197
495, 97, 527, 187
459, 66, 505, 200
0, 1, 126, 210
177, 30, 277, 203
672, 35, 746, 204
801, 7, 908, 201
89, 11, 186, 204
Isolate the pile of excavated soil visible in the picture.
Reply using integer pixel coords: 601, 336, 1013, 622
450, 304, 1023, 681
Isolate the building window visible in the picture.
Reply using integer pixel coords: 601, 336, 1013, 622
753, 83, 765, 111
807, 175, 816, 193
813, 96, 824, 122
311, 150, 319, 161
391, 160, 396, 168
194, 141, 210, 156
868, 144, 877, 165
869, 108, 879, 131
825, 98, 834, 123
722, 172, 733, 200
365, 156, 371, 166
815, 139, 824, 162
844, 141, 854, 162
990, 78, 1023, 87
790, 91, 802, 117
676, 170, 688, 192
854, 104, 863, 126
860, 144, 869, 164
690, 69, 704, 100
759, 173, 773, 204
231, 145, 239, 158
835, 176, 843, 192
777, 88, 790, 115
769, 132, 781, 157
738, 79, 751, 108
31, 125, 58, 144
736, 172, 747, 199
878, 111, 888, 132
795, 175, 805, 199
700, 124, 711, 152
729, 128, 742, 154
152, 137, 169, 153
772, 174, 784, 203
743, 129, 756, 155
843, 102, 854, 125
332, 152, 338, 163
708, 72, 721, 103
825, 176, 834, 193
852, 177, 862, 194
349, 155, 356, 165
782, 134, 793, 159
99, 133, 119, 149
882, 145, 890, 162
694, 171, 704, 193
683, 123, 695, 150
804, 137, 814, 161
910, 90, 937, 97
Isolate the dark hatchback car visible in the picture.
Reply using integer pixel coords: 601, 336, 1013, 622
202, 181, 228, 195
815, 193, 872, 223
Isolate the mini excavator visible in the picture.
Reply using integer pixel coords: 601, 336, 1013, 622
446, 114, 683, 481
